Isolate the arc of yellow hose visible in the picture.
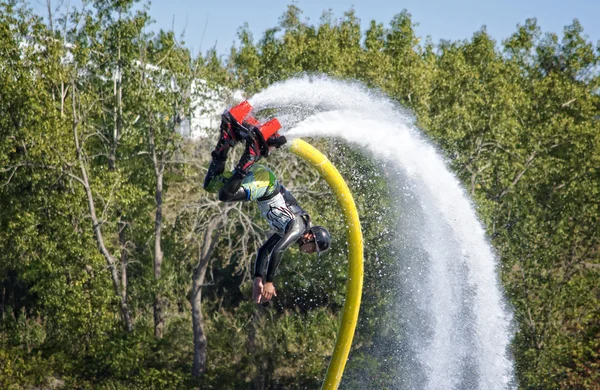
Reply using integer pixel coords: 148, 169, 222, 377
289, 139, 364, 390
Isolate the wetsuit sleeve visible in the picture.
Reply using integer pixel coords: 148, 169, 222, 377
266, 215, 306, 283
254, 234, 282, 278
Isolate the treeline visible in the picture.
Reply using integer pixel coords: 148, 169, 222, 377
0, 0, 598, 389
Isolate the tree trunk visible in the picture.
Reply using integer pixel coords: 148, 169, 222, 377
191, 218, 221, 377
109, 14, 122, 171
191, 270, 207, 376
153, 169, 164, 338
119, 219, 128, 306
71, 85, 133, 331
147, 115, 167, 339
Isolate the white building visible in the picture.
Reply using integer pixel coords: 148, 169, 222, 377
181, 79, 245, 139
19, 37, 243, 140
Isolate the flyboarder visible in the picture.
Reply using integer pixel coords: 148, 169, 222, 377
203, 101, 332, 304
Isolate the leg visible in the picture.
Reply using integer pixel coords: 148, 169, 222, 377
234, 131, 262, 176
215, 133, 262, 200
204, 167, 247, 201
203, 158, 227, 192
203, 111, 243, 191
211, 111, 239, 161
218, 174, 247, 202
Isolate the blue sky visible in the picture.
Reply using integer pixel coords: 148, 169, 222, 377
31, 0, 600, 57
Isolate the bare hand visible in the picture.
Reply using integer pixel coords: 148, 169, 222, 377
252, 277, 264, 304
262, 282, 277, 302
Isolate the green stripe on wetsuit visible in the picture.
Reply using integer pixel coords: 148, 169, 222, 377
205, 164, 278, 201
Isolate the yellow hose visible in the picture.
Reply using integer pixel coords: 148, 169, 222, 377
289, 138, 364, 390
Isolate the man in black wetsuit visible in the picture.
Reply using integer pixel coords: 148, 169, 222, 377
203, 101, 331, 304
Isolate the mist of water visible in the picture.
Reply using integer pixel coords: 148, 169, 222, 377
249, 75, 515, 390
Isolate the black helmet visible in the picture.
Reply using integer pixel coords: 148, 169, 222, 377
310, 226, 331, 253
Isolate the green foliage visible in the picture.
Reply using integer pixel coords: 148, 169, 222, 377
199, 304, 337, 389
227, 7, 600, 389
1, 1, 599, 389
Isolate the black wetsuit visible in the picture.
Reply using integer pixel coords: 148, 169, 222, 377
253, 185, 311, 282
204, 163, 311, 283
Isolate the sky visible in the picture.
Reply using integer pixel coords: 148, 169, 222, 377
30, 0, 600, 57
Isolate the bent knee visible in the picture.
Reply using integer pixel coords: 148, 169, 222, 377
218, 189, 232, 202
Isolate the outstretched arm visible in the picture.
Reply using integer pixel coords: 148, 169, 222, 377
253, 234, 281, 304
254, 234, 282, 279
265, 215, 306, 283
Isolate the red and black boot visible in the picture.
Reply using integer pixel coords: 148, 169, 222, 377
233, 117, 284, 177
212, 100, 257, 159
233, 132, 262, 178
204, 101, 253, 190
